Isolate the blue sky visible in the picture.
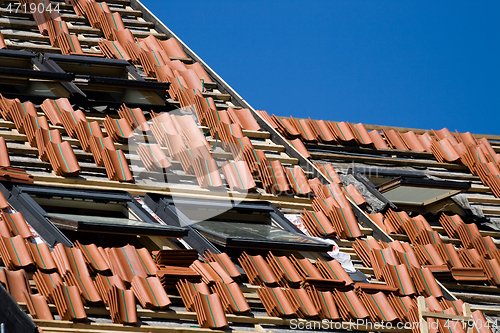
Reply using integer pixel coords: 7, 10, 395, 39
143, 1, 499, 135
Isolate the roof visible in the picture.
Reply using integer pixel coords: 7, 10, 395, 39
0, 0, 499, 332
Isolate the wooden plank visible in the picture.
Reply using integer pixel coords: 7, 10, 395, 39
426, 171, 479, 182
390, 232, 462, 246
0, 127, 285, 153
34, 315, 411, 333
0, 17, 166, 39
360, 123, 500, 142
0, 8, 154, 29
468, 185, 492, 194
306, 141, 435, 159
421, 311, 471, 322
31, 174, 315, 210
470, 305, 500, 315
467, 196, 500, 205
482, 208, 500, 216
310, 151, 469, 171
202, 91, 231, 102
5, 39, 101, 54
200, 126, 270, 139
432, 225, 500, 239
34, 321, 232, 333
51, 1, 143, 17
441, 282, 500, 295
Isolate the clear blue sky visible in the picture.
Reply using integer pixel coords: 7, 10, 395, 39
142, 1, 499, 135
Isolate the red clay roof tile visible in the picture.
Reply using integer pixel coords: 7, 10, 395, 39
27, 241, 56, 273
266, 252, 302, 286
118, 104, 150, 132
108, 285, 137, 324
0, 137, 10, 168
0, 235, 34, 270
368, 130, 390, 149
131, 275, 172, 310
107, 244, 149, 283
382, 129, 408, 151
23, 292, 53, 320
3, 268, 30, 303
176, 279, 210, 312
400, 130, 426, 152
3, 212, 32, 239
286, 166, 312, 196
221, 160, 256, 191
238, 252, 278, 286
257, 285, 298, 318
194, 292, 228, 329
201, 251, 241, 280
211, 281, 251, 315
227, 107, 261, 132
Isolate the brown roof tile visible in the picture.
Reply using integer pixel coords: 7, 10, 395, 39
27, 241, 56, 273
35, 128, 62, 163
33, 270, 63, 303
308, 118, 336, 143
102, 148, 133, 182
0, 137, 10, 168
3, 212, 32, 239
333, 289, 369, 321
342, 184, 367, 206
194, 292, 228, 329
286, 166, 312, 196
238, 252, 278, 286
300, 209, 336, 238
131, 275, 172, 310
99, 39, 132, 61
108, 285, 136, 324
382, 264, 416, 296
349, 123, 373, 146
368, 130, 390, 149
255, 110, 278, 129
400, 130, 426, 152
273, 116, 299, 139
3, 268, 30, 303
176, 279, 210, 312
107, 244, 149, 283
45, 141, 81, 177
382, 129, 409, 151
357, 290, 399, 322
314, 163, 342, 184
290, 116, 317, 142
190, 260, 233, 285
227, 107, 260, 131
329, 121, 356, 144
211, 281, 250, 315
103, 116, 133, 143
257, 285, 299, 317
450, 267, 488, 283
0, 235, 34, 270
201, 251, 241, 280
75, 241, 111, 275
23, 292, 53, 320
95, 273, 126, 306
409, 266, 443, 298
266, 252, 302, 286
118, 104, 150, 132
221, 160, 256, 191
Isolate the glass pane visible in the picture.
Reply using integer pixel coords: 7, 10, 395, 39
194, 221, 321, 244
382, 186, 457, 206
49, 213, 150, 227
